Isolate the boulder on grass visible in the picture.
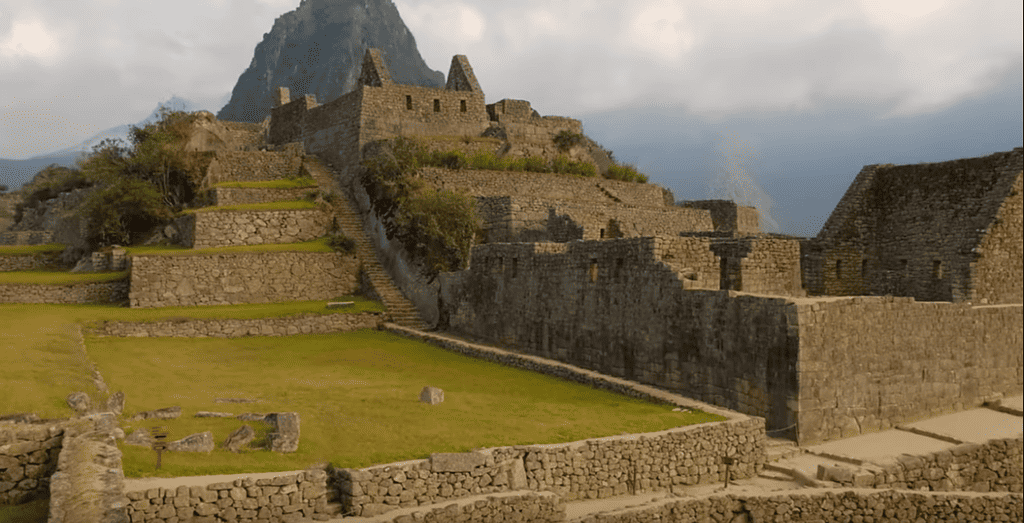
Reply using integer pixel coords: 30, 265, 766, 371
167, 431, 214, 453
124, 429, 152, 447
419, 386, 444, 405
66, 392, 91, 414
223, 425, 256, 453
265, 412, 300, 453
105, 391, 125, 415
129, 406, 181, 421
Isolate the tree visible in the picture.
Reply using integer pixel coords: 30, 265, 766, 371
0, 184, 8, 193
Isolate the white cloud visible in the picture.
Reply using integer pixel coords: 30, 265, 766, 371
1, 18, 62, 63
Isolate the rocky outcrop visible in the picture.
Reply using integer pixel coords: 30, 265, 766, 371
217, 0, 444, 123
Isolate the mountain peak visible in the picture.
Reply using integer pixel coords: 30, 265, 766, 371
217, 0, 443, 123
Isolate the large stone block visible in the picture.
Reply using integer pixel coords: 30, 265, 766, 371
419, 386, 444, 405
223, 425, 256, 453
267, 413, 300, 453
167, 431, 214, 453
430, 452, 486, 473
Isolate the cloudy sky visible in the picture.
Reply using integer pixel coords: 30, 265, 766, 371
2, 0, 1022, 234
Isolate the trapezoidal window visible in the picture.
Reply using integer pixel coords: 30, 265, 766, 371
835, 260, 842, 279
460, 100, 467, 112
433, 99, 441, 112
511, 258, 518, 278
862, 258, 868, 275
405, 95, 412, 110
589, 259, 599, 283
933, 260, 943, 279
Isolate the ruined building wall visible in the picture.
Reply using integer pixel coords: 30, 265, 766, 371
202, 150, 304, 187
796, 298, 1023, 444
972, 170, 1023, 304
711, 239, 804, 296
439, 238, 802, 435
476, 196, 714, 243
681, 200, 760, 236
808, 148, 1023, 303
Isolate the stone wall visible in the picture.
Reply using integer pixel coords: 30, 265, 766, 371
420, 167, 671, 208
807, 148, 1023, 303
0, 280, 128, 304
0, 252, 61, 271
333, 418, 764, 518
202, 150, 304, 186
96, 312, 381, 338
681, 200, 760, 236
0, 420, 63, 505
574, 489, 1022, 523
124, 468, 329, 523
817, 437, 1022, 493
206, 187, 313, 207
477, 196, 713, 243
128, 253, 359, 308
796, 298, 1022, 444
711, 238, 804, 296
176, 208, 329, 249
47, 413, 128, 523
0, 230, 53, 245
440, 239, 1022, 444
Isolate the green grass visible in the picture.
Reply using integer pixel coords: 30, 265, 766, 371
124, 237, 336, 256
85, 295, 384, 325
0, 243, 65, 256
90, 330, 723, 477
0, 270, 128, 285
0, 497, 48, 522
209, 178, 317, 190
182, 200, 318, 214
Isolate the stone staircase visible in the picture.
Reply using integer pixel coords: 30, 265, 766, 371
302, 157, 429, 330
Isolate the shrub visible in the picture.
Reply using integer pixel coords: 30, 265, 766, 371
426, 150, 467, 170
78, 177, 174, 246
327, 233, 356, 254
552, 156, 597, 177
605, 164, 648, 183
523, 156, 550, 173
553, 130, 586, 151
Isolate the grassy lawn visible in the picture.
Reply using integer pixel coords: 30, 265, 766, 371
209, 179, 317, 189
125, 237, 336, 256
0, 243, 65, 256
182, 200, 317, 214
87, 295, 384, 325
0, 270, 128, 285
90, 330, 722, 478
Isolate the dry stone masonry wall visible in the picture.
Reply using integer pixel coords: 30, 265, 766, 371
47, 413, 128, 523
176, 208, 329, 249
128, 253, 358, 308
0, 421, 63, 505
96, 312, 381, 338
202, 150, 303, 186
796, 297, 1022, 444
0, 230, 54, 245
206, 187, 313, 207
0, 281, 128, 304
124, 468, 329, 523
0, 252, 61, 271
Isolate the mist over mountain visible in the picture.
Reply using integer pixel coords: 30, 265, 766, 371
216, 0, 444, 123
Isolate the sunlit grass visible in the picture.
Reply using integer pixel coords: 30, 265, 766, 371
124, 237, 336, 256
86, 295, 384, 325
0, 270, 128, 285
181, 200, 317, 214
0, 243, 65, 256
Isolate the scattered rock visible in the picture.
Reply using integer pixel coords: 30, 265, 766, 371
420, 386, 444, 405
105, 391, 124, 415
124, 429, 153, 447
214, 398, 259, 404
167, 431, 215, 453
223, 425, 256, 453
0, 412, 40, 423
113, 428, 125, 440
266, 412, 300, 453
66, 392, 91, 414
237, 413, 267, 422
130, 406, 181, 421
195, 411, 236, 418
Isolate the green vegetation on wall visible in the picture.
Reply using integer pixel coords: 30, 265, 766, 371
362, 137, 482, 276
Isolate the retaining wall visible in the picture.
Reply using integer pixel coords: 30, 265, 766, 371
0, 231, 53, 246
0, 420, 63, 505
47, 413, 128, 523
176, 208, 329, 249
202, 150, 303, 185
96, 312, 382, 338
816, 437, 1023, 493
124, 469, 329, 523
206, 187, 314, 207
0, 280, 129, 304
128, 253, 359, 308
0, 252, 62, 271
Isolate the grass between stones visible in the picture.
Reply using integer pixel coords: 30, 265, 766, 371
0, 497, 49, 522
0, 270, 128, 285
181, 200, 318, 214
209, 178, 317, 189
0, 244, 65, 256
125, 237, 337, 256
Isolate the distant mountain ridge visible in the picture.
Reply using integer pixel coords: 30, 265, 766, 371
216, 0, 444, 123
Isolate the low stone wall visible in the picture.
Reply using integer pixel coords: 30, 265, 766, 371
0, 420, 63, 505
333, 417, 763, 518
355, 491, 564, 522
816, 437, 1023, 493
129, 253, 359, 308
124, 468, 329, 523
176, 208, 329, 249
0, 253, 61, 271
207, 187, 314, 207
47, 413, 128, 523
96, 312, 382, 338
0, 280, 129, 304
578, 489, 1022, 523
203, 150, 303, 185
0, 230, 53, 246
